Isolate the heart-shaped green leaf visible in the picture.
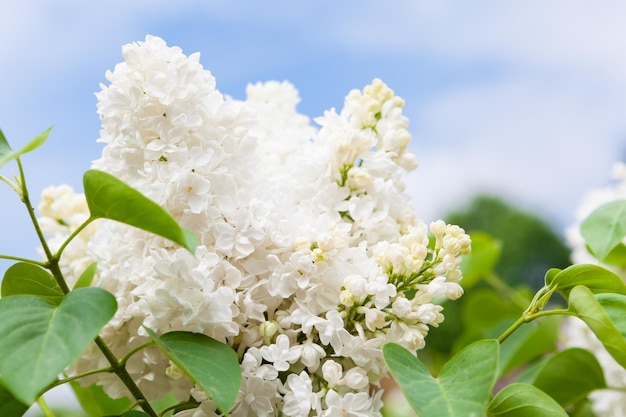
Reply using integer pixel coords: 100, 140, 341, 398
532, 348, 605, 406
546, 264, 626, 299
488, 383, 568, 416
580, 200, 626, 261
1, 263, 64, 305
0, 127, 52, 169
0, 288, 117, 404
83, 169, 198, 253
146, 329, 241, 415
383, 339, 499, 417
569, 285, 626, 368
0, 384, 28, 417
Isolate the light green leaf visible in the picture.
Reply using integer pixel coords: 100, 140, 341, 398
146, 329, 241, 415
569, 285, 626, 368
532, 348, 605, 406
596, 293, 626, 337
1, 262, 64, 305
546, 264, 626, 299
459, 231, 502, 290
0, 127, 52, 169
601, 242, 626, 267
83, 169, 198, 253
69, 380, 132, 417
383, 339, 499, 417
0, 384, 28, 417
580, 199, 626, 261
488, 383, 568, 417
0, 288, 117, 404
73, 262, 98, 289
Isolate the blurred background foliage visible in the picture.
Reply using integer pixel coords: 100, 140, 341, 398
383, 194, 575, 416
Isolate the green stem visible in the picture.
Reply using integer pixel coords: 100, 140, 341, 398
46, 366, 113, 391
497, 315, 526, 344
159, 400, 201, 417
94, 336, 159, 417
37, 396, 56, 417
53, 217, 96, 260
497, 308, 576, 344
120, 341, 156, 367
16, 158, 70, 293
0, 254, 47, 266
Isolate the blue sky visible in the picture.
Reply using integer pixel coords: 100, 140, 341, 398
3, 1, 626, 267
4, 0, 626, 410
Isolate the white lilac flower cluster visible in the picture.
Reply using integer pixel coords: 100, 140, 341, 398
564, 162, 626, 417
39, 36, 471, 417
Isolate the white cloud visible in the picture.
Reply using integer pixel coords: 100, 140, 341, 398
407, 78, 625, 226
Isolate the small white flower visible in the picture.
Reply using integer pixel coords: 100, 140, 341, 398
259, 334, 301, 372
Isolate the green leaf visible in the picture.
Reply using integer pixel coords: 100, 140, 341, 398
600, 242, 626, 267
546, 264, 626, 299
0, 384, 28, 417
596, 293, 626, 336
69, 381, 132, 417
569, 285, 626, 368
73, 262, 98, 289
1, 262, 64, 305
531, 348, 605, 406
0, 127, 52, 169
496, 316, 561, 376
0, 288, 117, 404
543, 268, 560, 286
119, 412, 150, 417
580, 199, 626, 261
488, 383, 568, 417
83, 169, 198, 253
459, 231, 502, 290
383, 339, 499, 417
145, 329, 241, 415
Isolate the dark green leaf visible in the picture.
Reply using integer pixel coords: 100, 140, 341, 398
73, 262, 98, 289
118, 412, 150, 417
488, 383, 568, 417
69, 380, 132, 417
83, 169, 198, 253
0, 127, 52, 169
532, 348, 605, 406
459, 231, 502, 290
0, 384, 28, 417
569, 285, 626, 368
383, 339, 499, 417
146, 329, 241, 415
0, 288, 117, 404
546, 264, 626, 299
1, 262, 64, 305
580, 199, 626, 261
